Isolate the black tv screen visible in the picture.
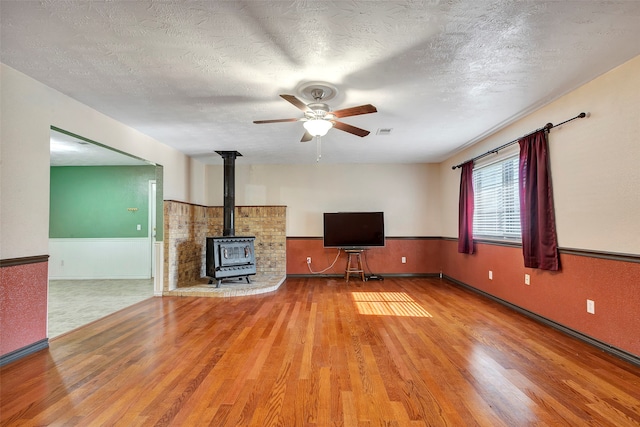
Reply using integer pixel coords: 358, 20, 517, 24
323, 212, 385, 248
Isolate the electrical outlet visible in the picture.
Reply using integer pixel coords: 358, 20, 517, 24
489, 270, 493, 280
401, 256, 406, 264
137, 224, 141, 231
587, 299, 595, 314
524, 274, 530, 285
307, 257, 312, 264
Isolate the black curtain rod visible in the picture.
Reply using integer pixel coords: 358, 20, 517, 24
451, 112, 587, 170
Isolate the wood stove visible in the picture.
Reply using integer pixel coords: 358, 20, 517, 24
206, 151, 256, 287
206, 236, 256, 287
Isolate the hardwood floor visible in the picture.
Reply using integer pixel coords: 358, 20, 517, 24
2, 277, 639, 426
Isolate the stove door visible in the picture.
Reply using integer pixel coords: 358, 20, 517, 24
217, 241, 254, 267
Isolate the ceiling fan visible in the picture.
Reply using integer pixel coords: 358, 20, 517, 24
253, 88, 377, 142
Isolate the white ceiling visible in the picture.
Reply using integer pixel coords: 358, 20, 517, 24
2, 1, 640, 165
50, 130, 153, 167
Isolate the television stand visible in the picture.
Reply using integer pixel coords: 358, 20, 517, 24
344, 249, 365, 282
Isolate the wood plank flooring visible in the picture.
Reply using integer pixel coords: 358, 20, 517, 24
2, 277, 639, 426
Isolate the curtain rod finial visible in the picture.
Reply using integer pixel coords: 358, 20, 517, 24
581, 112, 588, 118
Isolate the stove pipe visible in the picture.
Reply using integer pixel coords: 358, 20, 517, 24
215, 150, 242, 237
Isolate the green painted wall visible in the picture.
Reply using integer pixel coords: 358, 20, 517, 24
50, 166, 158, 238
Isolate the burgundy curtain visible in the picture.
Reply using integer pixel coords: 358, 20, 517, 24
518, 130, 559, 270
458, 161, 474, 254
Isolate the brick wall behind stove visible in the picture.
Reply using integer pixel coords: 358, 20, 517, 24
233, 206, 286, 277
164, 201, 286, 290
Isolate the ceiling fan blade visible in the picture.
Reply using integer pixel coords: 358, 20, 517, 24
280, 94, 312, 113
301, 131, 313, 142
333, 121, 370, 137
253, 118, 300, 124
332, 104, 377, 118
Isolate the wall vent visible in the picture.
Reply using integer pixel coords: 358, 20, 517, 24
376, 128, 393, 135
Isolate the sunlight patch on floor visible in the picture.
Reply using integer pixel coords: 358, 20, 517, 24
351, 292, 432, 317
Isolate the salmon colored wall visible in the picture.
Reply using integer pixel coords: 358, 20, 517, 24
440, 240, 640, 357
0, 262, 48, 356
286, 238, 442, 276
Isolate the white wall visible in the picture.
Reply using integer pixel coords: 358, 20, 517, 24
49, 238, 151, 279
188, 158, 208, 206
0, 63, 205, 259
206, 163, 442, 237
440, 55, 640, 255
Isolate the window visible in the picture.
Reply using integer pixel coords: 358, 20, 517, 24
473, 153, 521, 240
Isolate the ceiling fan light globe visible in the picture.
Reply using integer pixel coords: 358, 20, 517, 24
303, 119, 333, 136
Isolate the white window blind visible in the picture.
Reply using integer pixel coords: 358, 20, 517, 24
473, 154, 521, 240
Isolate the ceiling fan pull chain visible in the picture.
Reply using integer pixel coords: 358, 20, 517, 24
316, 136, 322, 162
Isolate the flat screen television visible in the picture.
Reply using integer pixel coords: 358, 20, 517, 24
323, 212, 385, 249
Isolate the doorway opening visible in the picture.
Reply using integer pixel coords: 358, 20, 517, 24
48, 127, 163, 337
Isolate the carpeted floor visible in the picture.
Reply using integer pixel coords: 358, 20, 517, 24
48, 279, 155, 338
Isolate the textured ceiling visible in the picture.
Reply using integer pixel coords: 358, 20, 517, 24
50, 129, 152, 167
2, 1, 640, 165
